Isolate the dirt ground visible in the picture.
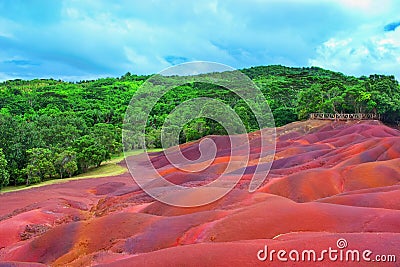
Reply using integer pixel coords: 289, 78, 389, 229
1, 120, 399, 266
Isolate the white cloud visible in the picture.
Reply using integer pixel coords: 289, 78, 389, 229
323, 38, 352, 49
334, 0, 394, 16
309, 24, 400, 79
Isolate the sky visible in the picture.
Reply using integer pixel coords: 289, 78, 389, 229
1, 0, 400, 81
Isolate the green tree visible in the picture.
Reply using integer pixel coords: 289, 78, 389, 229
54, 150, 78, 178
25, 148, 56, 185
297, 84, 324, 119
92, 123, 122, 156
366, 75, 400, 122
74, 135, 108, 171
323, 82, 346, 114
0, 148, 10, 189
182, 118, 210, 142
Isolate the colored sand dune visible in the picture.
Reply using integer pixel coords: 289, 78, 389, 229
0, 120, 399, 266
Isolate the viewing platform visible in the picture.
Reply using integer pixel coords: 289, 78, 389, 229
309, 113, 381, 121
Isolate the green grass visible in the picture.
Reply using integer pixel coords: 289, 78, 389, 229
1, 148, 162, 193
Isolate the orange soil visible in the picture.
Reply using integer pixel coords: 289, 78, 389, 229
0, 120, 399, 266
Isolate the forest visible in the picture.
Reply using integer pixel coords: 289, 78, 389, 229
0, 65, 399, 188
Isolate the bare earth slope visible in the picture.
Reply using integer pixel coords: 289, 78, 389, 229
0, 120, 399, 266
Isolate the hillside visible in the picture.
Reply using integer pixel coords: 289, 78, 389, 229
1, 65, 400, 188
0, 120, 399, 266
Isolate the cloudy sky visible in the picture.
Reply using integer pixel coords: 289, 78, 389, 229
1, 0, 400, 81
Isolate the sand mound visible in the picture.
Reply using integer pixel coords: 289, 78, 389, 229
1, 120, 399, 266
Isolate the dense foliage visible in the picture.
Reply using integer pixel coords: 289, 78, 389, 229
0, 148, 9, 189
0, 66, 399, 188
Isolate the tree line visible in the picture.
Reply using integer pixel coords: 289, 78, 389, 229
0, 66, 399, 188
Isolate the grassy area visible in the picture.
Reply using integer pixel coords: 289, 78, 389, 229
1, 148, 162, 193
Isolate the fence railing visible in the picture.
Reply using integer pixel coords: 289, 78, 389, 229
309, 113, 381, 121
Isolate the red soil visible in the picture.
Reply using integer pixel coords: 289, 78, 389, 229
0, 120, 399, 266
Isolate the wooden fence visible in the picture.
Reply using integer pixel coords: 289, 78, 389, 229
309, 113, 381, 121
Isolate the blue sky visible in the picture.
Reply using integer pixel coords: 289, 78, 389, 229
1, 0, 400, 81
